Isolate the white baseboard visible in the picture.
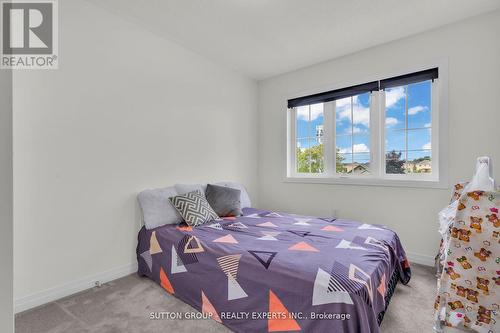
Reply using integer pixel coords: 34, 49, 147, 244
14, 262, 138, 314
407, 251, 435, 267
14, 252, 434, 313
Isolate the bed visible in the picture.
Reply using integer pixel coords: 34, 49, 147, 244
137, 207, 411, 333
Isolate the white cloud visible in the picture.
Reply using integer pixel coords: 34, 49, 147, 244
385, 117, 398, 126
343, 126, 367, 135
296, 103, 324, 121
385, 87, 405, 108
337, 103, 370, 127
408, 105, 427, 115
339, 143, 370, 154
422, 142, 431, 150
424, 122, 431, 128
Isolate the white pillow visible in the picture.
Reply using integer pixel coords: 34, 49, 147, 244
214, 181, 252, 208
138, 187, 183, 229
174, 183, 207, 197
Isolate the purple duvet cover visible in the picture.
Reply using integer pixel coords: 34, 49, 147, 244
137, 208, 411, 333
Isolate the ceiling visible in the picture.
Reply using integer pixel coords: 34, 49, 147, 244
87, 0, 500, 80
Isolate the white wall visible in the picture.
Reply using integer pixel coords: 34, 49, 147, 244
13, 0, 257, 307
257, 10, 500, 264
0, 69, 13, 330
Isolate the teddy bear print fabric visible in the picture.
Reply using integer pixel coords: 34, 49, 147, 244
435, 188, 499, 333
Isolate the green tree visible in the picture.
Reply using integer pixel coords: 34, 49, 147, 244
413, 156, 431, 163
385, 150, 405, 174
336, 148, 346, 173
297, 144, 324, 173
296, 145, 345, 173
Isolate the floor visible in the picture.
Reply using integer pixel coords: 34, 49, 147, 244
16, 263, 459, 333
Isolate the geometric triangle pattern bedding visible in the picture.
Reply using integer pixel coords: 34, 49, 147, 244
171, 245, 187, 274
137, 207, 411, 333
248, 251, 277, 269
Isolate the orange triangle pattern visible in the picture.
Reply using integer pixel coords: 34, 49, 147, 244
321, 225, 344, 232
202, 291, 222, 323
160, 267, 174, 294
377, 273, 386, 297
150, 231, 163, 254
213, 234, 238, 244
177, 225, 193, 232
288, 241, 319, 252
258, 222, 278, 228
268, 290, 301, 332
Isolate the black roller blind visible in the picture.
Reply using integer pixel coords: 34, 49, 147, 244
380, 68, 438, 90
287, 81, 379, 109
287, 68, 438, 109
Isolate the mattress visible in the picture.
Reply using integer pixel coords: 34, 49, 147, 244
136, 208, 411, 333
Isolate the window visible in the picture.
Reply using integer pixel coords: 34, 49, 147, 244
295, 103, 324, 174
335, 93, 371, 175
384, 81, 432, 175
287, 67, 446, 187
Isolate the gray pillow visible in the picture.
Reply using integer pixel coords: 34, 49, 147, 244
214, 181, 251, 208
138, 187, 183, 229
169, 190, 219, 227
206, 184, 242, 217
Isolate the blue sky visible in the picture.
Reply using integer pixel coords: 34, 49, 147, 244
296, 80, 432, 163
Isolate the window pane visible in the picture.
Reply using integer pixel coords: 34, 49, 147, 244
296, 106, 309, 139
295, 103, 324, 174
386, 129, 405, 152
352, 93, 370, 132
352, 153, 370, 175
309, 137, 324, 173
311, 103, 324, 146
336, 135, 352, 154
407, 81, 431, 130
336, 97, 352, 135
385, 150, 406, 174
353, 135, 370, 153
335, 93, 371, 175
385, 86, 406, 130
336, 151, 350, 174
408, 128, 431, 152
296, 138, 310, 173
353, 134, 370, 174
384, 80, 434, 175
406, 150, 432, 174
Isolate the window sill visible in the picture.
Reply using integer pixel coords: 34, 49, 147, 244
283, 176, 448, 189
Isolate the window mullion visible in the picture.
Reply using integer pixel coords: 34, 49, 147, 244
290, 108, 297, 177
380, 90, 387, 178
308, 105, 311, 173
350, 97, 354, 165
404, 86, 409, 171
370, 91, 380, 178
431, 79, 439, 180
323, 101, 335, 177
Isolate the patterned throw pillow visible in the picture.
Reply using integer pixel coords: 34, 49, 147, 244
169, 190, 219, 227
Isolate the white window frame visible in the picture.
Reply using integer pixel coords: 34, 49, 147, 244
285, 61, 449, 189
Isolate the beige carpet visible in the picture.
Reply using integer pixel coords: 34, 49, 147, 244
16, 263, 458, 333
